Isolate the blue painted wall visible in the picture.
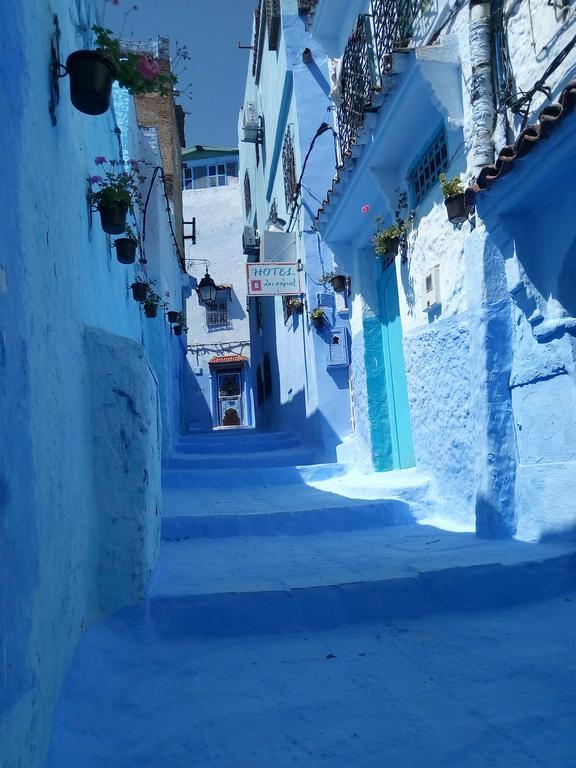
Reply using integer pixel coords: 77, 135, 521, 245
238, 0, 352, 458
0, 2, 185, 765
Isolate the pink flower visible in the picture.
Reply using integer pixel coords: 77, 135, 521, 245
361, 204, 370, 214
94, 156, 106, 165
89, 175, 104, 184
137, 55, 160, 81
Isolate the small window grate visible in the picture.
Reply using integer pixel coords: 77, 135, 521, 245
244, 171, 252, 217
409, 127, 448, 207
282, 126, 297, 211
206, 302, 228, 327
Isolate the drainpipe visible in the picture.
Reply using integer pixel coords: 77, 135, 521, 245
466, 2, 517, 538
469, 0, 496, 169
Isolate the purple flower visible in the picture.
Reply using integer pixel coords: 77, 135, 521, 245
89, 175, 104, 184
137, 55, 160, 81
94, 156, 106, 165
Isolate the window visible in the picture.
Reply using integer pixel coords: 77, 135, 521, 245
206, 301, 228, 327
244, 170, 252, 217
182, 161, 239, 190
408, 126, 448, 207
282, 125, 297, 211
182, 165, 193, 190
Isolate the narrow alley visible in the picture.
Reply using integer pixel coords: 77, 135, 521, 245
3, 0, 576, 765
43, 430, 576, 767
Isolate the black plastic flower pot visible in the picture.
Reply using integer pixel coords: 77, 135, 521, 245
291, 303, 304, 316
444, 193, 467, 224
380, 236, 399, 257
131, 282, 148, 303
66, 51, 116, 115
173, 324, 183, 336
98, 204, 128, 235
144, 303, 158, 319
166, 311, 180, 324
114, 237, 137, 264
330, 275, 347, 293
312, 316, 324, 329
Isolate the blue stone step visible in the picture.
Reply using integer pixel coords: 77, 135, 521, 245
174, 433, 302, 454
148, 532, 576, 638
161, 498, 414, 539
164, 447, 317, 470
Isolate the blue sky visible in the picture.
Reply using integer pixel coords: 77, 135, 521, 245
108, 0, 257, 148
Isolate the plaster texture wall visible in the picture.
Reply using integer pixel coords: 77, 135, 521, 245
182, 180, 253, 429
238, 0, 352, 458
311, 0, 576, 537
0, 2, 184, 765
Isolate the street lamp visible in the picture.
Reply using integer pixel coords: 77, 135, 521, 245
197, 271, 218, 304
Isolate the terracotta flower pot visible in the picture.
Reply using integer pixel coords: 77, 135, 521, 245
444, 193, 467, 224
98, 203, 128, 235
114, 237, 137, 264
131, 281, 148, 303
66, 50, 116, 115
330, 275, 347, 293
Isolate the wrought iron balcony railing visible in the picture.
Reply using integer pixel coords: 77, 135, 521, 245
337, 0, 425, 159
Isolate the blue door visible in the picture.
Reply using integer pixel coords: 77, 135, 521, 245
375, 263, 415, 468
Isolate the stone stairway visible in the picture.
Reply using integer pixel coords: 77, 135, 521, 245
152, 429, 575, 638
43, 429, 576, 768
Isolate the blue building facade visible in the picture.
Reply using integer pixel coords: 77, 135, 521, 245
0, 2, 188, 765
238, 0, 353, 460
307, 0, 576, 539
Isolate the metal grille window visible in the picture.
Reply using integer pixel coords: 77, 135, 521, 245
244, 171, 252, 217
206, 302, 228, 327
372, 0, 422, 74
409, 127, 448, 206
337, 15, 374, 159
282, 126, 297, 210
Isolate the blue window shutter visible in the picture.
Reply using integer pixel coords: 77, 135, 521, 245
326, 327, 349, 368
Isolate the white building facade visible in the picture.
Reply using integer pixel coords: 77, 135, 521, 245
182, 146, 254, 429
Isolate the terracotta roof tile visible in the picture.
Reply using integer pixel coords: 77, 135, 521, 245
472, 81, 576, 193
209, 355, 248, 366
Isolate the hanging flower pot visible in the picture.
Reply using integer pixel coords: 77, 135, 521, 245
65, 50, 116, 115
289, 299, 304, 315
330, 274, 347, 293
378, 236, 399, 257
98, 203, 128, 235
310, 308, 325, 329
173, 324, 183, 336
444, 194, 467, 224
114, 237, 137, 264
131, 281, 148, 303
166, 310, 180, 324
144, 302, 158, 318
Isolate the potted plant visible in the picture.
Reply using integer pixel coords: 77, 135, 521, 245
318, 271, 346, 293
373, 219, 404, 257
439, 172, 467, 224
144, 287, 161, 318
89, 157, 143, 235
166, 310, 181, 324
66, 26, 177, 115
309, 307, 326, 329
113, 225, 139, 264
131, 280, 148, 303
288, 298, 304, 315
172, 324, 183, 336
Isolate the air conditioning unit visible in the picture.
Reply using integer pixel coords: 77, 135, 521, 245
422, 265, 441, 312
242, 102, 263, 144
242, 225, 260, 256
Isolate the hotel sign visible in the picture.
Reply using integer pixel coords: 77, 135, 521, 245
246, 262, 301, 296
